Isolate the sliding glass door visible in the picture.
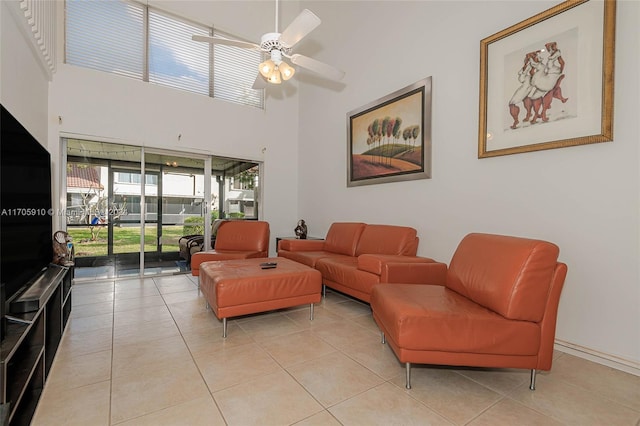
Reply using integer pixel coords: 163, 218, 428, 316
64, 142, 144, 276
63, 138, 260, 279
142, 151, 210, 275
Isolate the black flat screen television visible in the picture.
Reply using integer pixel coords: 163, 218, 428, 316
0, 104, 54, 328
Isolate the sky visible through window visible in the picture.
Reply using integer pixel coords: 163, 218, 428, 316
148, 9, 210, 95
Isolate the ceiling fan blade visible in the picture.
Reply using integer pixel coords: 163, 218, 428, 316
252, 73, 268, 90
192, 35, 260, 50
290, 54, 345, 81
279, 9, 321, 48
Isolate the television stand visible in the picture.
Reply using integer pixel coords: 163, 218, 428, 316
8, 266, 68, 315
0, 264, 73, 425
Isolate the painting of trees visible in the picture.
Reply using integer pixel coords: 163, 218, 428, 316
347, 77, 432, 186
356, 116, 420, 170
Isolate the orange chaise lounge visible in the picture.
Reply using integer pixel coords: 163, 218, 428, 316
371, 233, 568, 390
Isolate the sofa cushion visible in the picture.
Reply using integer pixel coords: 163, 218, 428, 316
315, 255, 358, 285
323, 222, 366, 256
446, 233, 560, 322
316, 256, 382, 297
278, 250, 334, 268
371, 284, 540, 355
355, 225, 418, 256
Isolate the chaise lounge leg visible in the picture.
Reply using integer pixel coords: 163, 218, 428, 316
222, 318, 227, 338
529, 369, 536, 390
322, 284, 326, 298
309, 303, 314, 320
379, 334, 410, 389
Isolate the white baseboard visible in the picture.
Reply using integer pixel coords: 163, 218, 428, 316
554, 339, 640, 377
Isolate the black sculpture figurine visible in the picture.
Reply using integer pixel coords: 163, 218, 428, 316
294, 219, 308, 239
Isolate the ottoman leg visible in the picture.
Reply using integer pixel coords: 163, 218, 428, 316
529, 369, 536, 391
309, 303, 314, 320
222, 318, 227, 338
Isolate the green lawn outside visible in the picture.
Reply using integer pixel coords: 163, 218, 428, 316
68, 225, 184, 257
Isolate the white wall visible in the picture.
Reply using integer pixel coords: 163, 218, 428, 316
298, 1, 640, 372
4, 0, 638, 374
0, 0, 50, 143
47, 0, 303, 252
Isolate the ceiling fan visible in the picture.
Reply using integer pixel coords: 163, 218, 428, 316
192, 0, 345, 89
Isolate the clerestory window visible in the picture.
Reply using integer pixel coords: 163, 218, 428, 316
65, 0, 264, 109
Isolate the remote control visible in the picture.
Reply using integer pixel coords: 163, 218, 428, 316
260, 262, 277, 269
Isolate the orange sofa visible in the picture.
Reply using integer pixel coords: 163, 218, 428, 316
278, 222, 437, 302
370, 233, 567, 390
190, 220, 270, 278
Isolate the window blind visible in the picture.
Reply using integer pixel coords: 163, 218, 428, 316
66, 0, 144, 80
213, 31, 264, 109
65, 0, 264, 109
148, 9, 210, 96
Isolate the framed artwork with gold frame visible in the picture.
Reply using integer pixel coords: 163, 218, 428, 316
478, 0, 616, 158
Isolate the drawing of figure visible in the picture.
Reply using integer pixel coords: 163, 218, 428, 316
545, 42, 566, 76
528, 42, 569, 124
508, 51, 538, 129
508, 41, 570, 129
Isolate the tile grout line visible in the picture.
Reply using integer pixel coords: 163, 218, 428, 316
154, 275, 232, 425
105, 279, 115, 426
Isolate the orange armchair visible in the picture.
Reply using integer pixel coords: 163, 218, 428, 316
371, 233, 567, 390
190, 220, 270, 278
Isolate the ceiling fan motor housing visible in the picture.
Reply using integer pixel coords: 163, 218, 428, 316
192, 6, 344, 85
260, 33, 292, 54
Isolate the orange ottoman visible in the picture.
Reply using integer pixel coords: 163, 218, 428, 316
199, 257, 322, 337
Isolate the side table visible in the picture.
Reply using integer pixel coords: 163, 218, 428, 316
275, 236, 323, 252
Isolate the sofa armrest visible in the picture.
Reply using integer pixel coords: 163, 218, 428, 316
358, 254, 436, 275
278, 239, 325, 252
381, 261, 448, 284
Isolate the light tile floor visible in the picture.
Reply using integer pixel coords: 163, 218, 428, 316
32, 274, 640, 426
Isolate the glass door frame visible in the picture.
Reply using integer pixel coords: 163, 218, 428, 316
109, 165, 158, 259
141, 148, 212, 274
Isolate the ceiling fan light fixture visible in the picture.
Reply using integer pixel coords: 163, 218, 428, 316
259, 59, 276, 78
279, 61, 295, 80
267, 68, 282, 84
192, 2, 345, 88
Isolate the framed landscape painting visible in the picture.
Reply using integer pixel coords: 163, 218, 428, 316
478, 0, 615, 158
347, 77, 432, 187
